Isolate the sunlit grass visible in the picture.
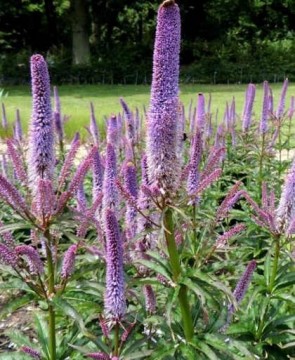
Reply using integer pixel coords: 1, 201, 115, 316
1, 83, 294, 140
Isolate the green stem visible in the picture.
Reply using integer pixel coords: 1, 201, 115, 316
163, 207, 194, 341
114, 322, 120, 356
269, 236, 280, 292
48, 304, 56, 360
45, 230, 56, 360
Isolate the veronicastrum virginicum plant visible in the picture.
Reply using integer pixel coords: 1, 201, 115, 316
0, 1, 295, 360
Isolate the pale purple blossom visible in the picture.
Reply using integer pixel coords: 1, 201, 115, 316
0, 174, 29, 214
215, 224, 246, 249
90, 102, 100, 146
21, 346, 41, 360
6, 139, 27, 184
104, 208, 126, 319
144, 284, 156, 314
102, 143, 118, 214
123, 161, 138, 240
61, 244, 78, 279
0, 221, 15, 248
120, 98, 135, 145
92, 148, 104, 200
1, 102, 8, 129
35, 178, 55, 219
146, 0, 181, 196
242, 83, 256, 132
187, 130, 202, 198
196, 93, 206, 131
28, 54, 54, 191
0, 243, 18, 267
14, 109, 23, 142
15, 245, 44, 274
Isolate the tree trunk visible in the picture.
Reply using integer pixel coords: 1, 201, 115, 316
71, 0, 91, 65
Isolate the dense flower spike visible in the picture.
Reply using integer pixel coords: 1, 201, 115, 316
144, 284, 156, 314
0, 221, 15, 248
102, 143, 118, 214
123, 161, 138, 240
28, 54, 54, 191
260, 81, 269, 134
61, 244, 78, 279
228, 260, 256, 314
187, 130, 202, 198
194, 168, 222, 196
92, 148, 104, 200
107, 115, 119, 147
0, 243, 18, 267
77, 182, 87, 212
1, 154, 8, 178
35, 178, 55, 220
216, 181, 242, 221
276, 156, 295, 231
146, 0, 181, 195
90, 102, 100, 146
14, 109, 23, 142
242, 83, 256, 132
120, 98, 135, 145
0, 173, 29, 214
276, 78, 288, 119
21, 346, 41, 360
215, 224, 246, 249
104, 208, 126, 319
6, 139, 27, 184
86, 353, 110, 360
58, 132, 81, 189
15, 245, 44, 274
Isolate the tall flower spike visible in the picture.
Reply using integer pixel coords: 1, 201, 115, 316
123, 161, 138, 240
35, 178, 55, 220
102, 143, 118, 215
228, 260, 256, 315
14, 109, 23, 142
6, 139, 27, 184
90, 102, 100, 146
146, 0, 181, 196
120, 98, 135, 145
61, 244, 78, 279
242, 83, 256, 133
260, 81, 269, 135
0, 174, 29, 214
276, 78, 288, 119
92, 148, 104, 201
276, 156, 295, 232
187, 130, 202, 199
28, 54, 54, 192
107, 115, 119, 147
15, 245, 44, 274
104, 208, 126, 319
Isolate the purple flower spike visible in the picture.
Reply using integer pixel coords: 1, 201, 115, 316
120, 98, 135, 145
196, 93, 206, 131
187, 130, 202, 198
228, 260, 256, 315
1, 103, 8, 129
260, 81, 269, 134
123, 161, 138, 240
77, 182, 87, 212
0, 243, 18, 267
107, 115, 119, 146
146, 0, 181, 196
0, 220, 15, 248
104, 208, 126, 320
90, 102, 100, 146
144, 284, 156, 314
276, 157, 295, 231
102, 143, 118, 214
242, 83, 256, 132
86, 353, 110, 360
0, 174, 29, 214
15, 109, 23, 142
61, 244, 78, 279
28, 54, 54, 191
35, 178, 55, 220
6, 139, 27, 184
15, 245, 44, 274
215, 223, 246, 249
92, 148, 104, 201
53, 86, 64, 143
1, 154, 8, 178
21, 346, 41, 360
276, 78, 288, 119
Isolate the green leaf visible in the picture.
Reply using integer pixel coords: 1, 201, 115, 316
135, 258, 173, 282
34, 313, 50, 359
0, 293, 33, 319
124, 349, 154, 359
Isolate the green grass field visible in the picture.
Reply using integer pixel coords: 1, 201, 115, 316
1, 83, 294, 139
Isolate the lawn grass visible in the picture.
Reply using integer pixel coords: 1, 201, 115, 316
1, 82, 294, 140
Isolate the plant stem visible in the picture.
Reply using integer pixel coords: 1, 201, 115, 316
163, 207, 194, 341
45, 230, 56, 360
114, 321, 120, 356
259, 133, 265, 197
269, 235, 280, 292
